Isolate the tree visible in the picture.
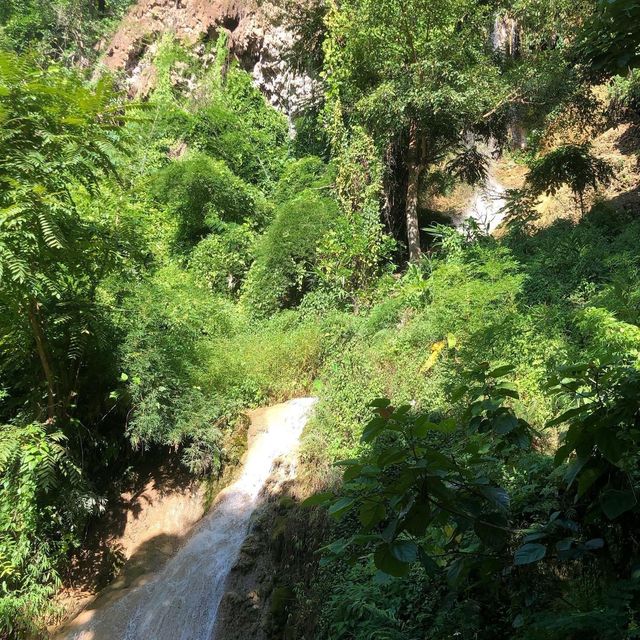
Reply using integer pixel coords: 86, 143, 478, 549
576, 0, 640, 75
526, 144, 614, 215
0, 52, 126, 422
323, 0, 508, 261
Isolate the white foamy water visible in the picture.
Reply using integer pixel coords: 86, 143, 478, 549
65, 397, 316, 640
459, 174, 508, 234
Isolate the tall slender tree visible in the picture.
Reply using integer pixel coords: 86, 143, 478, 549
323, 0, 508, 260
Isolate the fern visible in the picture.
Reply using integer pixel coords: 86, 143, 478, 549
0, 423, 88, 634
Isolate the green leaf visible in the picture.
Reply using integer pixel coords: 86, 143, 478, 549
389, 540, 418, 564
403, 502, 431, 537
479, 485, 510, 511
359, 499, 386, 528
373, 570, 395, 586
301, 492, 333, 507
514, 543, 547, 565
361, 416, 386, 443
320, 537, 352, 556
554, 443, 573, 466
435, 418, 457, 433
555, 538, 574, 561
564, 455, 589, 487
494, 384, 520, 400
451, 385, 468, 402
576, 464, 605, 497
374, 543, 411, 577
418, 547, 439, 575
584, 538, 604, 550
328, 497, 356, 519
595, 429, 625, 465
493, 414, 519, 435
446, 557, 466, 586
412, 416, 439, 437
523, 531, 547, 543
369, 398, 391, 408
418, 448, 457, 471
343, 464, 363, 482
377, 447, 407, 468
474, 512, 509, 548
488, 364, 515, 378
546, 405, 590, 428
600, 489, 637, 520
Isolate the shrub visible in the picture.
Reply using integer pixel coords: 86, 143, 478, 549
0, 423, 93, 635
189, 69, 289, 188
316, 213, 395, 307
242, 192, 339, 316
273, 156, 334, 204
117, 266, 241, 471
151, 152, 267, 249
526, 144, 614, 214
190, 224, 257, 296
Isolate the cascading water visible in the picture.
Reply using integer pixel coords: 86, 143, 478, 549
63, 397, 317, 640
459, 174, 508, 234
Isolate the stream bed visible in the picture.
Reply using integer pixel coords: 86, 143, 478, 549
60, 398, 317, 640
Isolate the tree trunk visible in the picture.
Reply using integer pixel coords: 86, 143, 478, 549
27, 298, 57, 421
97, 0, 106, 14
405, 122, 422, 263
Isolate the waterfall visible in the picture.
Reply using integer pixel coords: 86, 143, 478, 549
63, 397, 317, 640
459, 174, 508, 234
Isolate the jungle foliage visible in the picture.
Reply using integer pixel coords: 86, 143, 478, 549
1, 0, 640, 638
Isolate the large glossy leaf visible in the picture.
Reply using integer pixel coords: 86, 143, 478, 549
328, 497, 356, 519
390, 540, 418, 563
361, 416, 386, 443
374, 543, 411, 577
546, 404, 591, 428
514, 543, 547, 565
595, 429, 625, 465
359, 499, 386, 528
403, 502, 431, 537
301, 492, 333, 507
474, 512, 509, 548
479, 485, 510, 512
493, 414, 519, 435
600, 489, 637, 520
488, 364, 516, 378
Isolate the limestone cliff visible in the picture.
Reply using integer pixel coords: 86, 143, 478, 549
99, 0, 318, 116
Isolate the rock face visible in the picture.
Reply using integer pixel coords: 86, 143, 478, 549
99, 0, 318, 116
491, 13, 522, 57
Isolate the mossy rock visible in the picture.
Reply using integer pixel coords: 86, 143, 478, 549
268, 585, 295, 633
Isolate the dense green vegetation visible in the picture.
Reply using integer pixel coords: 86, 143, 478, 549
1, 0, 640, 638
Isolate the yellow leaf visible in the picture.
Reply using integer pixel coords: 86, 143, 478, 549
420, 340, 446, 374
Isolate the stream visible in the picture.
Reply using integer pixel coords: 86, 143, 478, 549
61, 397, 317, 640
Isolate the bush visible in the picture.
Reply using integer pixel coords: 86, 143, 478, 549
117, 266, 241, 471
273, 156, 334, 204
242, 192, 339, 316
151, 152, 268, 249
316, 213, 395, 307
190, 224, 257, 296
0, 423, 94, 636
189, 69, 289, 188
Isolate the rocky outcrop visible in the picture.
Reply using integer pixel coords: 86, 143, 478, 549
98, 0, 318, 116
491, 13, 522, 57
212, 417, 329, 640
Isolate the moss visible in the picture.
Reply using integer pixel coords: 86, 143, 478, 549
268, 585, 295, 634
